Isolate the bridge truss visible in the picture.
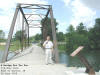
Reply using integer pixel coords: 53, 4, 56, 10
2, 3, 59, 63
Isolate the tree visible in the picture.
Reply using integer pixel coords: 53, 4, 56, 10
34, 34, 42, 41
66, 25, 75, 53
0, 30, 5, 42
76, 22, 87, 34
56, 32, 65, 41
41, 17, 58, 40
65, 18, 100, 53
14, 31, 22, 41
88, 18, 100, 51
0, 30, 5, 39
95, 18, 100, 27
66, 24, 89, 54
29, 36, 35, 42
67, 25, 75, 33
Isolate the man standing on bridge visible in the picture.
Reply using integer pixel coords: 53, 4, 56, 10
43, 36, 54, 65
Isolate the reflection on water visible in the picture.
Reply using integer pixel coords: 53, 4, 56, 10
59, 51, 100, 72
0, 50, 15, 63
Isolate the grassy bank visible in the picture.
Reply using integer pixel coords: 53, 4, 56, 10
58, 44, 66, 52
0, 45, 5, 50
0, 41, 66, 52
0, 40, 32, 51
0, 40, 26, 51
0, 41, 21, 51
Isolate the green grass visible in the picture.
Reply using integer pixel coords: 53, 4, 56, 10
58, 44, 66, 52
0, 41, 21, 51
0, 40, 32, 51
0, 40, 28, 51
0, 45, 5, 50
0, 41, 67, 52
9, 41, 21, 51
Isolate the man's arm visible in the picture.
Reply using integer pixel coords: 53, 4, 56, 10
51, 41, 54, 52
43, 42, 45, 47
51, 46, 53, 52
43, 41, 47, 47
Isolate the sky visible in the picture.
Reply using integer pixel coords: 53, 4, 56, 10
0, 0, 100, 38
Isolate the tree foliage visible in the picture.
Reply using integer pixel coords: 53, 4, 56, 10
41, 17, 58, 39
66, 18, 100, 54
0, 30, 5, 39
0, 30, 5, 42
34, 34, 42, 41
88, 18, 100, 51
14, 31, 22, 41
56, 32, 65, 42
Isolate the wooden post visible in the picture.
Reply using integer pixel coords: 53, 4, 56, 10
77, 53, 95, 75
49, 6, 59, 63
70, 46, 95, 75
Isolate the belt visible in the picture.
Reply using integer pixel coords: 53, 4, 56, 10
45, 48, 52, 49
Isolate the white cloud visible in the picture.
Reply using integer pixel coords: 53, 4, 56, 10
80, 0, 100, 10
63, 0, 71, 6
15, 0, 47, 4
0, 0, 16, 11
63, 0, 97, 28
0, 15, 13, 37
29, 28, 41, 37
0, 0, 48, 38
57, 20, 68, 33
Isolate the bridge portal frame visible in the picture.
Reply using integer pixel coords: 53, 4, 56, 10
2, 3, 59, 63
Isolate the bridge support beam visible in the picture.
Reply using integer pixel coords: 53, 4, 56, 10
2, 6, 19, 63
49, 6, 59, 63
41, 9, 50, 42
21, 16, 24, 51
42, 25, 46, 42
19, 6, 30, 47
24, 23, 27, 48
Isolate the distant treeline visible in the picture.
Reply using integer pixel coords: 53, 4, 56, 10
7, 17, 100, 53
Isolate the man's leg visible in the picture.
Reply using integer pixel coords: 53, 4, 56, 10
49, 50, 53, 64
45, 50, 49, 65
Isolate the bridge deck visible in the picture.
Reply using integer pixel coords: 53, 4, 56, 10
4, 45, 98, 75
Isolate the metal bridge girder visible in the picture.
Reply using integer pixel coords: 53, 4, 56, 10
2, 6, 19, 63
2, 3, 59, 63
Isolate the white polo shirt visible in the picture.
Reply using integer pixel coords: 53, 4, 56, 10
43, 40, 53, 49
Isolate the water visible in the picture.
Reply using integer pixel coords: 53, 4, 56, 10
0, 50, 15, 63
59, 51, 100, 72
0, 50, 100, 72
